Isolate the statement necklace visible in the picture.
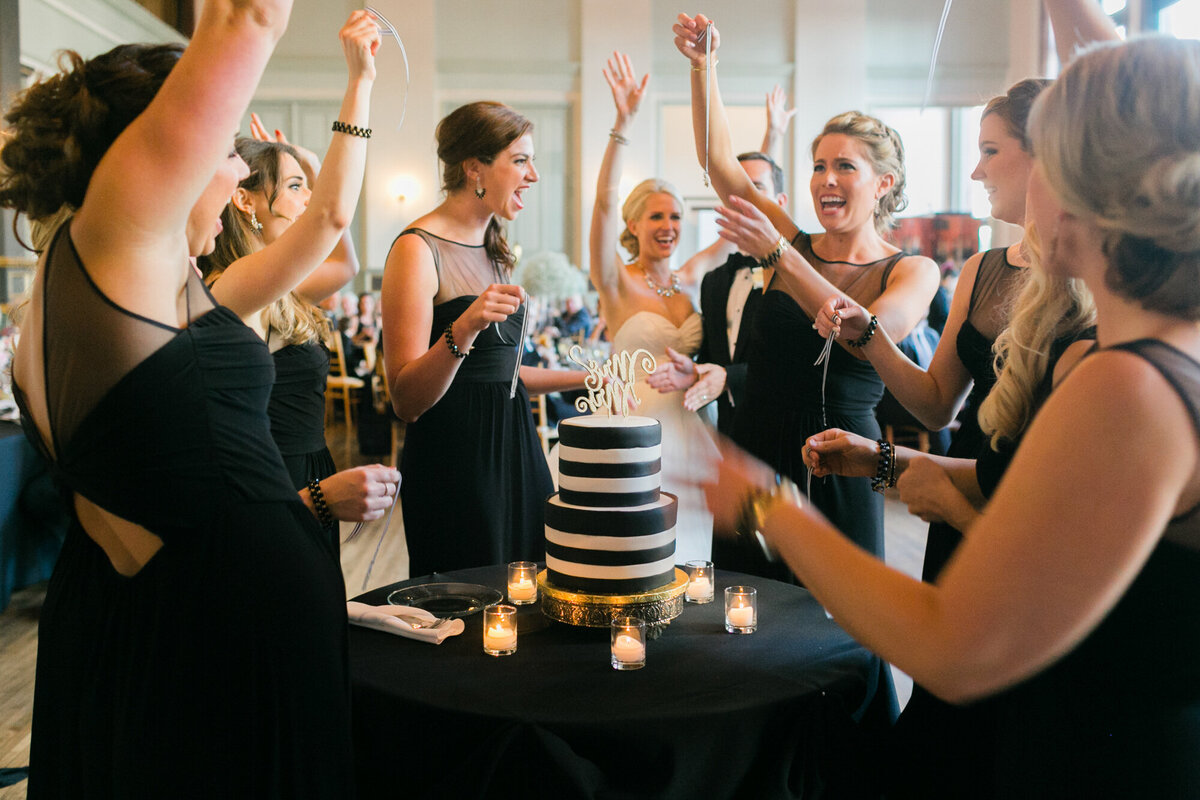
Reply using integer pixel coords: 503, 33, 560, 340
639, 266, 682, 298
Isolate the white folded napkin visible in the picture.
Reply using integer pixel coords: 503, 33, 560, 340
346, 601, 465, 644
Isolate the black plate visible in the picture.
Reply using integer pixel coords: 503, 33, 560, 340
387, 583, 503, 619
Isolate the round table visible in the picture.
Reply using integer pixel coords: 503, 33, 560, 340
350, 564, 895, 799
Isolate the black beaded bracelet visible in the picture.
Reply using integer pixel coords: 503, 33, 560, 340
443, 323, 468, 358
331, 120, 372, 139
871, 439, 893, 493
847, 314, 879, 348
308, 478, 336, 530
758, 236, 789, 269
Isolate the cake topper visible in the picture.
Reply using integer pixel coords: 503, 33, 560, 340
569, 345, 657, 417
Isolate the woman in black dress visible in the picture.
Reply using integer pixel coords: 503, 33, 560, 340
199, 14, 399, 555
705, 35, 1200, 797
381, 102, 585, 577
673, 16, 939, 565
2, 0, 357, 794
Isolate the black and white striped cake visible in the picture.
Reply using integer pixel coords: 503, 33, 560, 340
545, 415, 677, 594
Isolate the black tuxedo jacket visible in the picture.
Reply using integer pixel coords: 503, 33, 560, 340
697, 253, 764, 436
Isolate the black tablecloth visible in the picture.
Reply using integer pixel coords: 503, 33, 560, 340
350, 565, 895, 799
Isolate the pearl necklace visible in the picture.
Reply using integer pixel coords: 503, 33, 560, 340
639, 266, 681, 298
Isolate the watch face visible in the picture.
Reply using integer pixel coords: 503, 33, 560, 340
751, 267, 764, 291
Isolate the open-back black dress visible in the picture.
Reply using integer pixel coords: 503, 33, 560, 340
14, 224, 353, 797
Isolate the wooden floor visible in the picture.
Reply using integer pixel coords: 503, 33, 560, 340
0, 417, 928, 798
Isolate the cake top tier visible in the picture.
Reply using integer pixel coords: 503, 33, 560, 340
558, 415, 661, 450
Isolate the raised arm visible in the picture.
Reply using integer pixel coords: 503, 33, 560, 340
247, 112, 360, 304
588, 52, 648, 296
1045, 0, 1122, 66
210, 10, 377, 320
672, 14, 797, 242
760, 85, 796, 164
73, 0, 294, 319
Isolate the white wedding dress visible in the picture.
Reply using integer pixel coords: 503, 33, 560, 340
610, 310, 717, 564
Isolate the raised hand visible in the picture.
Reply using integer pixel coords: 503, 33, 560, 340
765, 85, 797, 139
647, 346, 698, 393
249, 111, 322, 177
341, 9, 381, 82
802, 428, 879, 478
672, 13, 720, 68
602, 51, 649, 127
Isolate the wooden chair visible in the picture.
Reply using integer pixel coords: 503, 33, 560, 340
326, 334, 365, 429
370, 354, 402, 467
528, 394, 558, 459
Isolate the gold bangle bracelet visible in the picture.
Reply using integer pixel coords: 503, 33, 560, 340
691, 58, 718, 72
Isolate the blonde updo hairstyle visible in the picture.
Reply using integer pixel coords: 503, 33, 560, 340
1028, 36, 1200, 320
978, 223, 1096, 450
619, 178, 684, 259
812, 111, 907, 235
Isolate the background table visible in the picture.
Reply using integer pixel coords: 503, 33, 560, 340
350, 565, 896, 799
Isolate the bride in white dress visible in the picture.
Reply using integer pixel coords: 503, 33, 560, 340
589, 51, 716, 563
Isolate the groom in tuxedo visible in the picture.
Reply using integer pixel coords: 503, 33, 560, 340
653, 153, 788, 436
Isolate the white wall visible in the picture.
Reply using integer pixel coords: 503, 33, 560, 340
17, 0, 184, 73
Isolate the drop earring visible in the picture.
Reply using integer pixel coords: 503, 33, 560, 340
250, 211, 264, 232
474, 177, 486, 200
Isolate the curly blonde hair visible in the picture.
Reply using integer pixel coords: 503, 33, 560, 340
619, 178, 684, 259
977, 223, 1096, 450
812, 111, 907, 235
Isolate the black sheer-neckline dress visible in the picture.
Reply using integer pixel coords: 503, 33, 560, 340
394, 228, 553, 577
267, 335, 339, 554
729, 231, 903, 576
13, 224, 353, 797
987, 339, 1200, 797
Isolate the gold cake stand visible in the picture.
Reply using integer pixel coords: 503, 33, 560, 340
537, 568, 689, 638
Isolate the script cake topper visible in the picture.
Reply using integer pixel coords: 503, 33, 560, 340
570, 345, 657, 417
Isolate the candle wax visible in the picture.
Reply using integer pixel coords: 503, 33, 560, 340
727, 605, 754, 628
509, 578, 536, 602
686, 576, 712, 600
612, 633, 646, 663
484, 623, 517, 650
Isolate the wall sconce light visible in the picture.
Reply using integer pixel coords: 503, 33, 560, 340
389, 174, 420, 203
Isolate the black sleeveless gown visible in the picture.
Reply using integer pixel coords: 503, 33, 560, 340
730, 232, 903, 574
15, 225, 353, 797
395, 229, 553, 577
268, 339, 340, 553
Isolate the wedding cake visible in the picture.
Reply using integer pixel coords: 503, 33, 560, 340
544, 415, 678, 594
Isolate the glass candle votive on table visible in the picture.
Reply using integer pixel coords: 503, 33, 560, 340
724, 586, 757, 634
482, 604, 518, 656
684, 560, 714, 604
507, 561, 538, 605
610, 616, 647, 671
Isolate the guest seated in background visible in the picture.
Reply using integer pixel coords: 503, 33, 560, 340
551, 292, 594, 340
706, 32, 1200, 798
589, 50, 717, 565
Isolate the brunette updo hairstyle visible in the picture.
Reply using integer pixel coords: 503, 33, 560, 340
1029, 37, 1200, 320
0, 43, 183, 247
436, 101, 532, 273
983, 78, 1052, 153
812, 111, 907, 235
619, 178, 684, 259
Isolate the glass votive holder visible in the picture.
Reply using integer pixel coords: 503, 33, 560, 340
507, 561, 538, 605
684, 560, 715, 604
610, 616, 647, 671
724, 586, 757, 634
482, 604, 518, 656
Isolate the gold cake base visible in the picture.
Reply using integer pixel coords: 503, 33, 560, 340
537, 568, 688, 637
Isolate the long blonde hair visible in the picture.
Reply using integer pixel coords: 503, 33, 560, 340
978, 223, 1096, 450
